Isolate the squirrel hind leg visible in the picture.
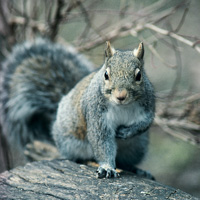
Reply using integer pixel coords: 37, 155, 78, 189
52, 124, 94, 162
116, 157, 155, 180
58, 136, 94, 162
132, 167, 155, 180
116, 161, 155, 180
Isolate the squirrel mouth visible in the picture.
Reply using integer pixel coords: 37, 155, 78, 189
111, 98, 130, 106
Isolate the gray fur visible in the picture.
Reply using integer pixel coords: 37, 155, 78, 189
52, 44, 155, 178
0, 38, 94, 152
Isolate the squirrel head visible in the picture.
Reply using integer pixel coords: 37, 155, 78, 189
103, 41, 146, 105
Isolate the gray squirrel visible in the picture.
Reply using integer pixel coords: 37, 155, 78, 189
0, 39, 155, 178
52, 41, 155, 178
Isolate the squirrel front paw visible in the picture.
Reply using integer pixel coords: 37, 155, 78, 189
97, 164, 119, 178
116, 125, 131, 139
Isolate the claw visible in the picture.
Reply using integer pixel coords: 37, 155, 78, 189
97, 167, 106, 178
106, 169, 112, 178
97, 165, 119, 179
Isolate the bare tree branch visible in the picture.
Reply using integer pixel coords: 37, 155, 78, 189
48, 0, 65, 41
144, 23, 200, 53
154, 116, 200, 146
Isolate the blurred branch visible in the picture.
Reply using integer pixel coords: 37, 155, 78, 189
77, 18, 200, 54
9, 16, 46, 32
75, 0, 106, 47
155, 91, 200, 146
0, 0, 10, 36
139, 36, 177, 69
48, 0, 65, 41
154, 116, 200, 146
144, 23, 200, 53
165, 22, 182, 103
173, 2, 189, 33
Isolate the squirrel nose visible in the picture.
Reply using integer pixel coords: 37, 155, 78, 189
115, 89, 127, 102
117, 96, 126, 101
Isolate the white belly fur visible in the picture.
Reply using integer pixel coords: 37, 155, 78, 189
106, 102, 146, 131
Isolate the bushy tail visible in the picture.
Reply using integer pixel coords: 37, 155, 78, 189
0, 38, 94, 149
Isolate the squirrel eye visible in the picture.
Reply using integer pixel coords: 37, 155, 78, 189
104, 71, 109, 80
135, 68, 141, 82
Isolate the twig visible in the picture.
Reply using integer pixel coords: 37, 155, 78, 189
45, 0, 54, 23
138, 36, 177, 68
9, 16, 46, 33
173, 1, 190, 33
155, 116, 200, 131
154, 119, 200, 146
164, 22, 182, 103
145, 23, 200, 53
75, 0, 105, 46
49, 0, 65, 41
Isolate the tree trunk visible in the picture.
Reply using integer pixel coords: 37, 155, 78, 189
0, 159, 198, 200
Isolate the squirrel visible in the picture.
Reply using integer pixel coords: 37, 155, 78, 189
0, 38, 155, 178
0, 38, 94, 166
52, 41, 155, 179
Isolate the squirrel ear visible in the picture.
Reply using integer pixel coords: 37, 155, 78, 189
105, 41, 115, 58
133, 42, 144, 60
